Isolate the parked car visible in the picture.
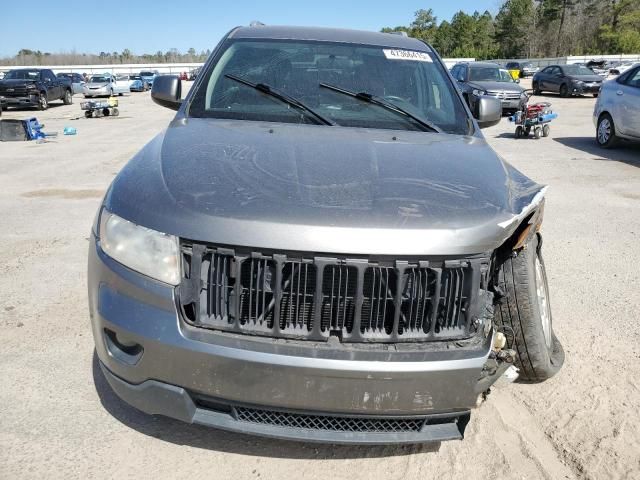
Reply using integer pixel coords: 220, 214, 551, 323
139, 70, 159, 87
57, 72, 86, 95
0, 68, 73, 110
533, 64, 603, 97
505, 61, 539, 78
189, 66, 202, 80
128, 74, 148, 92
594, 63, 640, 148
90, 25, 561, 445
608, 63, 636, 78
586, 60, 608, 76
83, 74, 130, 97
451, 61, 526, 115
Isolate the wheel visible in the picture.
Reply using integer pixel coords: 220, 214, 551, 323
515, 126, 523, 138
494, 234, 564, 383
63, 89, 73, 105
534, 127, 542, 139
84, 110, 93, 118
597, 113, 618, 148
532, 82, 541, 95
593, 93, 599, 98
111, 107, 119, 116
118, 92, 123, 96
559, 83, 569, 98
524, 126, 531, 136
542, 124, 550, 137
38, 94, 48, 110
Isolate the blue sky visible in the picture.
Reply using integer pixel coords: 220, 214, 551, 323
1, 1, 498, 57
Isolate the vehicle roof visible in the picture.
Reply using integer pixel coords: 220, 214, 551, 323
228, 25, 431, 51
455, 61, 501, 68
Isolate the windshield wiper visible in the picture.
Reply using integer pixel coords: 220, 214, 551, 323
319, 82, 442, 133
225, 74, 335, 126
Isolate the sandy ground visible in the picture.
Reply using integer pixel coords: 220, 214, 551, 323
0, 79, 639, 480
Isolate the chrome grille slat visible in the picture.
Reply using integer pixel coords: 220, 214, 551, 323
180, 243, 480, 343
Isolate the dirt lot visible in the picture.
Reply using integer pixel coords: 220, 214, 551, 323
1, 80, 639, 480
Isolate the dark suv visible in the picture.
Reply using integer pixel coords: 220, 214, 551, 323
89, 25, 563, 444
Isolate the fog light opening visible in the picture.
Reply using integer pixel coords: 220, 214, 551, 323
104, 328, 143, 364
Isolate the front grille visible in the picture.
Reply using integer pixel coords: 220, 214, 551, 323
179, 242, 487, 343
0, 86, 29, 97
486, 91, 522, 101
235, 407, 424, 433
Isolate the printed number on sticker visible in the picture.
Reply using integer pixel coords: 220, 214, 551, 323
383, 49, 432, 62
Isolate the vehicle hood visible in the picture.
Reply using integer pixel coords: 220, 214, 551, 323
86, 82, 109, 88
106, 119, 545, 255
568, 74, 603, 82
468, 81, 524, 92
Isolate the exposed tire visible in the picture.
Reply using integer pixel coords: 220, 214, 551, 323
597, 113, 618, 148
38, 93, 48, 110
542, 124, 550, 137
534, 127, 542, 139
494, 234, 564, 383
559, 84, 569, 98
63, 89, 73, 105
593, 93, 599, 98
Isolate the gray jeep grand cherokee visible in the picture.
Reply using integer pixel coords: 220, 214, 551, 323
88, 25, 564, 444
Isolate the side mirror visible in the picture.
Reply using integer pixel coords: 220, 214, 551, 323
515, 78, 520, 84
475, 96, 502, 129
151, 75, 182, 111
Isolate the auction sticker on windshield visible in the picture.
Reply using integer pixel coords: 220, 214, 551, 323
383, 49, 432, 62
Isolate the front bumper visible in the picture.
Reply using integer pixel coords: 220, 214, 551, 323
84, 87, 109, 96
571, 83, 601, 95
0, 94, 39, 107
89, 234, 502, 443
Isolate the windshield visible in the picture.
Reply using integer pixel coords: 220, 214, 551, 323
190, 39, 469, 135
564, 65, 595, 75
499, 69, 515, 82
130, 75, 141, 80
468, 66, 502, 81
140, 71, 154, 76
90, 76, 110, 83
5, 70, 41, 80
57, 73, 72, 78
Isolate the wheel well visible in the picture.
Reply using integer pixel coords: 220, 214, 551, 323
598, 111, 611, 122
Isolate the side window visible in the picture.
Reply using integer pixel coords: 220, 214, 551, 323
44, 70, 56, 82
624, 68, 640, 88
542, 67, 553, 74
459, 66, 467, 81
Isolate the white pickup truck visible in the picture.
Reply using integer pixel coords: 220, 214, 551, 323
83, 74, 130, 98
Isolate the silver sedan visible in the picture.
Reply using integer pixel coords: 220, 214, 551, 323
594, 63, 640, 147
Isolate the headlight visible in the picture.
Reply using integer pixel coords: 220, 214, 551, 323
472, 88, 487, 96
99, 210, 180, 285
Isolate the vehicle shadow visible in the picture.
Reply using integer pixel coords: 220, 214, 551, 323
553, 136, 640, 167
5, 102, 67, 112
91, 352, 441, 458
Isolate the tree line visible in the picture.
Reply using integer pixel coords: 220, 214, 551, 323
382, 0, 640, 59
0, 48, 211, 66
